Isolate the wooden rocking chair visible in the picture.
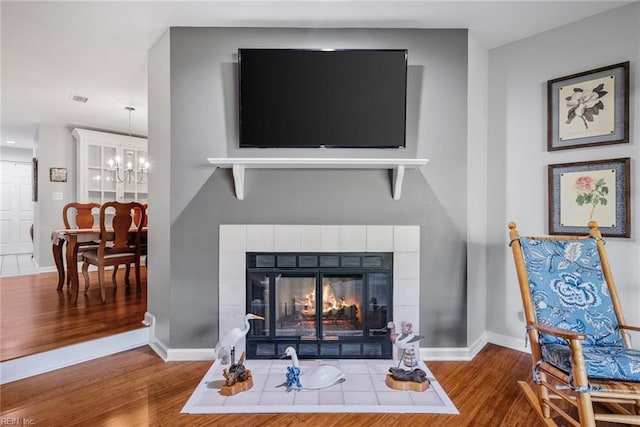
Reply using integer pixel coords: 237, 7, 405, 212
509, 221, 640, 426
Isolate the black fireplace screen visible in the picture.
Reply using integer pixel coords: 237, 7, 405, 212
246, 252, 393, 359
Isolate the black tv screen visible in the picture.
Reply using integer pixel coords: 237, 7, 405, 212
238, 48, 407, 148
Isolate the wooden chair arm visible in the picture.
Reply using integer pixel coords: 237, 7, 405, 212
532, 323, 588, 341
619, 324, 640, 332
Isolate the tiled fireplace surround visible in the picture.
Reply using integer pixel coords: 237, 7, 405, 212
218, 225, 420, 359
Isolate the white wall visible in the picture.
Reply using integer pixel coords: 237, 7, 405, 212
487, 3, 640, 344
33, 124, 75, 269
1, 147, 33, 163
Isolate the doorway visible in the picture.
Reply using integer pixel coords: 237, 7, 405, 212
0, 161, 34, 255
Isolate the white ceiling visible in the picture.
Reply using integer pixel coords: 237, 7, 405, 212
1, 0, 633, 150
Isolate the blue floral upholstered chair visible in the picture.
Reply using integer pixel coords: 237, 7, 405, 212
509, 222, 640, 426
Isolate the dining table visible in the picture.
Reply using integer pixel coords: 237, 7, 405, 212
51, 227, 148, 303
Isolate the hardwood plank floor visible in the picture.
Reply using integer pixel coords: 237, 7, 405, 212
0, 268, 147, 361
1, 343, 542, 426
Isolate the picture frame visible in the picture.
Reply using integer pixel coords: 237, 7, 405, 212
49, 167, 68, 182
547, 62, 629, 151
548, 158, 630, 237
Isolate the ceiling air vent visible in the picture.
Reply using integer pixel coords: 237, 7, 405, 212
70, 94, 89, 103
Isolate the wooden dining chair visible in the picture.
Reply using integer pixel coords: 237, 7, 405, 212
81, 201, 146, 302
59, 202, 101, 289
132, 203, 148, 265
133, 203, 148, 227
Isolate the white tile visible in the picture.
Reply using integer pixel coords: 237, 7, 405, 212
343, 391, 378, 405
300, 226, 322, 251
393, 279, 420, 306
246, 225, 274, 251
219, 251, 245, 279
274, 225, 301, 251
366, 361, 393, 376
264, 372, 289, 391
339, 226, 366, 251
410, 389, 445, 406
319, 226, 340, 251
16, 254, 37, 274
219, 278, 245, 306
372, 375, 392, 391
377, 391, 414, 406
192, 390, 228, 407
318, 391, 344, 405
391, 306, 421, 334
249, 373, 268, 392
366, 226, 394, 251
0, 256, 19, 276
294, 390, 319, 405
246, 361, 272, 375
259, 391, 296, 405
268, 359, 291, 373
341, 373, 373, 391
219, 225, 246, 252
394, 252, 420, 279
393, 225, 420, 252
223, 391, 262, 406
338, 361, 370, 375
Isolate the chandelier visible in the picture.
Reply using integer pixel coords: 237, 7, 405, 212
107, 106, 149, 184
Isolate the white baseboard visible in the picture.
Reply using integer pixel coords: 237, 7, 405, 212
0, 327, 149, 384
486, 331, 530, 354
166, 348, 216, 361
468, 332, 489, 359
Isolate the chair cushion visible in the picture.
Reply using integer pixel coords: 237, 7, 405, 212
541, 343, 640, 382
519, 237, 625, 347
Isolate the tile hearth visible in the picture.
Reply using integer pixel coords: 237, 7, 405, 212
181, 358, 458, 414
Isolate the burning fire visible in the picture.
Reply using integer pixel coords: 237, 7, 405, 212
302, 282, 361, 323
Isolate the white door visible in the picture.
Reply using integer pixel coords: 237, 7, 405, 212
0, 161, 34, 255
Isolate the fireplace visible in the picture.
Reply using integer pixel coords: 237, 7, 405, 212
245, 252, 393, 359
218, 224, 420, 362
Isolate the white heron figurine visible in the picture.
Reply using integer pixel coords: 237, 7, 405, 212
281, 346, 345, 392
215, 313, 264, 364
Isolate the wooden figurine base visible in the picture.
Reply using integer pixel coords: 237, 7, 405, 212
385, 373, 430, 392
220, 371, 253, 396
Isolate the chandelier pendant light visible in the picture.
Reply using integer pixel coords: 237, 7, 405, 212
107, 106, 149, 184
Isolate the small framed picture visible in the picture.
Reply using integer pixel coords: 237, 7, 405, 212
548, 158, 630, 237
547, 62, 629, 151
49, 167, 68, 182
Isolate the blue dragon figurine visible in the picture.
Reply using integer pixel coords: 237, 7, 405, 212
285, 366, 302, 392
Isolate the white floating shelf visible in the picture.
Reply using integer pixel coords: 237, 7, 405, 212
207, 157, 429, 201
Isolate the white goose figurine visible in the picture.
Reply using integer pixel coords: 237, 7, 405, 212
282, 346, 345, 391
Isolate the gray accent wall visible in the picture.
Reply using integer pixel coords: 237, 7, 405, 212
148, 27, 469, 350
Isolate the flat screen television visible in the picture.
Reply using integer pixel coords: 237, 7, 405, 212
238, 48, 408, 148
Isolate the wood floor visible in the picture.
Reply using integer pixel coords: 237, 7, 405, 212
0, 268, 147, 361
1, 343, 543, 426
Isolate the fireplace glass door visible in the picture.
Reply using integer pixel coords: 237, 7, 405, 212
320, 275, 363, 338
275, 275, 317, 338
246, 252, 393, 359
